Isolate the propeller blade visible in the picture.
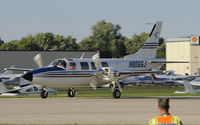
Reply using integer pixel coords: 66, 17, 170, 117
34, 54, 43, 68
92, 52, 100, 69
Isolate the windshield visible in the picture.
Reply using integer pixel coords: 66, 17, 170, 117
50, 60, 67, 68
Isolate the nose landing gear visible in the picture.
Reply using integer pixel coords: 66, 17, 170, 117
67, 88, 76, 97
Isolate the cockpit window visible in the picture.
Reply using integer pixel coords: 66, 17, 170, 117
80, 62, 89, 70
70, 62, 76, 70
51, 60, 67, 68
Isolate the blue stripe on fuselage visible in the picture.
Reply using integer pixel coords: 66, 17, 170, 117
30, 67, 65, 75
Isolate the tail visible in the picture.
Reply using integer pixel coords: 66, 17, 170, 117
151, 74, 158, 83
0, 79, 8, 94
125, 21, 163, 60
183, 80, 194, 93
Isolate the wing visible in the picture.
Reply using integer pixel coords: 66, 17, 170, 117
4, 67, 33, 72
115, 70, 163, 80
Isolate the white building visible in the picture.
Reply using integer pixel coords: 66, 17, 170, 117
166, 36, 200, 75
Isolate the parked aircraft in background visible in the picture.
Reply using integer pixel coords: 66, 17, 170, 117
119, 72, 188, 86
184, 76, 200, 86
0, 79, 56, 96
174, 80, 200, 93
5, 21, 188, 99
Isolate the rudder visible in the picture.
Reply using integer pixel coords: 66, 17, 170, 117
125, 21, 163, 60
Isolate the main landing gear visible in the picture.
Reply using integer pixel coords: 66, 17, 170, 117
111, 81, 122, 99
113, 89, 121, 99
67, 88, 76, 97
40, 86, 48, 99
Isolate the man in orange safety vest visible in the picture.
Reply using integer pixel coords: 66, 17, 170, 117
149, 98, 182, 125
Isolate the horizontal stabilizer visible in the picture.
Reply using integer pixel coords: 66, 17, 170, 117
149, 59, 189, 63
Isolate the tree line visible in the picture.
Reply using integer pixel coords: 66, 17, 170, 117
0, 20, 165, 58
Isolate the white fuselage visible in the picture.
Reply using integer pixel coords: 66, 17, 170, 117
31, 58, 161, 88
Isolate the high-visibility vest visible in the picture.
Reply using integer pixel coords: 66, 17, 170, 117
149, 115, 182, 125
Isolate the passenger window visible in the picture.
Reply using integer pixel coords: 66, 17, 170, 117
33, 86, 38, 91
70, 62, 76, 70
101, 62, 109, 67
91, 62, 97, 70
26, 88, 33, 92
80, 62, 89, 70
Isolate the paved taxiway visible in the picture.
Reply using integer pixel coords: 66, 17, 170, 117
0, 97, 200, 124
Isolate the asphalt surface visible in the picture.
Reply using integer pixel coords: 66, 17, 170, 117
0, 97, 200, 124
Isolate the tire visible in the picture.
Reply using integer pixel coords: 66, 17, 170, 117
113, 89, 121, 99
40, 89, 48, 99
67, 88, 76, 97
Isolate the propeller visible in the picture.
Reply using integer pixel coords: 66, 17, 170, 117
33, 54, 43, 68
92, 52, 100, 69
90, 52, 122, 91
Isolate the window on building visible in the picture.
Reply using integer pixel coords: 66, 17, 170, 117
69, 62, 76, 70
80, 62, 89, 70
101, 62, 109, 67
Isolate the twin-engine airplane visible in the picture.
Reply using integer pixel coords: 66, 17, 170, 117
5, 21, 188, 99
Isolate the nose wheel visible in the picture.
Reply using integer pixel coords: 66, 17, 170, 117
113, 89, 121, 99
40, 86, 48, 99
67, 88, 76, 97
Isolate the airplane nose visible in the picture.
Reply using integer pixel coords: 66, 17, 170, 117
23, 72, 33, 82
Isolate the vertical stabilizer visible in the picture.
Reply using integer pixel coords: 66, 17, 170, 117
0, 79, 8, 93
183, 81, 195, 93
125, 21, 163, 60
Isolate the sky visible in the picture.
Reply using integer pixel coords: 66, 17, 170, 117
0, 0, 200, 42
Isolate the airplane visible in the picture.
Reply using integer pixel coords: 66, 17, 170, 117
0, 65, 24, 85
174, 80, 200, 93
0, 78, 56, 96
118, 72, 186, 86
5, 21, 188, 99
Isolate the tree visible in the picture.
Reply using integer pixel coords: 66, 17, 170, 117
0, 38, 4, 46
34, 32, 55, 50
157, 39, 166, 58
65, 35, 78, 50
0, 40, 18, 50
16, 35, 42, 50
79, 20, 126, 58
125, 32, 149, 55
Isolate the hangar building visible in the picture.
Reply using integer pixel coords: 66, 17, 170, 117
0, 51, 97, 72
166, 36, 200, 75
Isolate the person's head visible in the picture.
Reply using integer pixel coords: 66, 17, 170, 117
60, 61, 66, 68
158, 98, 170, 114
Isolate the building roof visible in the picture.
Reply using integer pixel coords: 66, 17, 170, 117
166, 37, 190, 42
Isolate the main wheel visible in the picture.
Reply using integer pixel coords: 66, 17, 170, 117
113, 89, 121, 99
67, 88, 76, 97
40, 87, 48, 99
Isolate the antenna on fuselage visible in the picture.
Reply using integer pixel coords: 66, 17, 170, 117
80, 52, 85, 59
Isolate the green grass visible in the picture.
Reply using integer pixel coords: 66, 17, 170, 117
0, 123, 147, 125
0, 124, 198, 125
1, 85, 200, 98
